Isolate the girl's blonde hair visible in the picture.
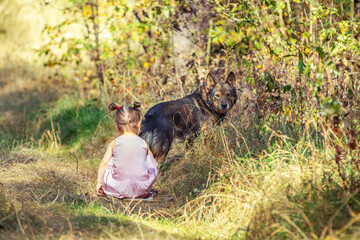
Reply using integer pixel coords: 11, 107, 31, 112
108, 102, 142, 135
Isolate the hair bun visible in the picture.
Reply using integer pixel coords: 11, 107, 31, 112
132, 102, 141, 109
108, 103, 118, 111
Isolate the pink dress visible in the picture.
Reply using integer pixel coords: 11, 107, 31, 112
102, 135, 158, 198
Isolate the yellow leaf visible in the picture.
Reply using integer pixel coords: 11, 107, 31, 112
304, 47, 310, 54
340, 24, 345, 34
343, 58, 348, 66
132, 33, 139, 42
83, 6, 92, 17
278, 1, 286, 9
143, 62, 149, 68
257, 64, 263, 69
237, 30, 244, 41
219, 35, 224, 43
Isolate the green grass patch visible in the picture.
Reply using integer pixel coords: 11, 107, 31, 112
41, 94, 104, 145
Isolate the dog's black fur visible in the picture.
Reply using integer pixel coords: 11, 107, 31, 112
139, 72, 237, 162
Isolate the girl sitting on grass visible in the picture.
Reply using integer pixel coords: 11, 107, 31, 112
96, 102, 158, 199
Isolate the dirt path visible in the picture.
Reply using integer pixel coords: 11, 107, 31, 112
0, 149, 186, 239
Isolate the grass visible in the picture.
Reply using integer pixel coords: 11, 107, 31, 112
1, 59, 360, 239
1, 62, 360, 239
2, 107, 360, 239
37, 94, 107, 147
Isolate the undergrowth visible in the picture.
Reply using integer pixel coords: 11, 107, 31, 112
1, 66, 360, 239
1, 99, 360, 239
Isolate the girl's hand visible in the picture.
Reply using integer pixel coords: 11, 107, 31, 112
96, 183, 104, 196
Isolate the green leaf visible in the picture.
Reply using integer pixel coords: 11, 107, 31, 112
304, 59, 313, 77
348, 88, 354, 97
315, 46, 326, 59
282, 54, 297, 58
298, 50, 304, 74
283, 85, 292, 93
302, 32, 310, 39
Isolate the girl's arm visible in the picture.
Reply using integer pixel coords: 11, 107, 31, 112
96, 140, 115, 195
144, 142, 158, 176
144, 141, 154, 157
147, 147, 154, 157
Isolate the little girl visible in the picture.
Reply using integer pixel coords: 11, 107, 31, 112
96, 102, 158, 199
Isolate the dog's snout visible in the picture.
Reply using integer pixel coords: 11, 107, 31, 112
221, 103, 228, 109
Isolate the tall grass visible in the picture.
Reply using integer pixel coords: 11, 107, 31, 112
2, 114, 360, 239
166, 118, 360, 239
1, 59, 359, 239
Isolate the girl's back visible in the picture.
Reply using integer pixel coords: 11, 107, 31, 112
112, 135, 148, 181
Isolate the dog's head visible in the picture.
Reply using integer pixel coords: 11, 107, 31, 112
202, 72, 237, 114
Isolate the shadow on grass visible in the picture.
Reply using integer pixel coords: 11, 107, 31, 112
0, 82, 106, 150
39, 96, 105, 146
0, 168, 185, 239
0, 85, 59, 147
1, 203, 185, 239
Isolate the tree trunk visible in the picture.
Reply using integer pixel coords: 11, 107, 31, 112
90, 0, 104, 85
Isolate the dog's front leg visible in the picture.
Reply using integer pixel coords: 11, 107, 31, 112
198, 119, 218, 147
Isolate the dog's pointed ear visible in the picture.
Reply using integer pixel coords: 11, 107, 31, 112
225, 72, 236, 88
205, 73, 217, 90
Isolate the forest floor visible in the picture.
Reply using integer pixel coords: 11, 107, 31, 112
2, 60, 360, 239
2, 68, 360, 240
0, 150, 183, 239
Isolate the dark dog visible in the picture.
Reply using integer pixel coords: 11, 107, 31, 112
139, 72, 237, 163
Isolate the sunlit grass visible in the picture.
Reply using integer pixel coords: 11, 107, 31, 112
2, 115, 360, 239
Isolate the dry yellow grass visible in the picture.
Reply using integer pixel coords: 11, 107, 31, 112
2, 120, 360, 239
0, 147, 183, 239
